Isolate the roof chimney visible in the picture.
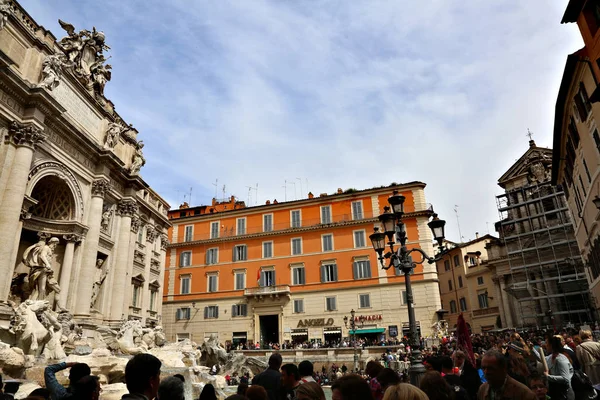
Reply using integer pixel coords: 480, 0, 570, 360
337, 188, 343, 194
266, 200, 271, 205
476, 232, 480, 239
308, 192, 314, 199
273, 199, 278, 204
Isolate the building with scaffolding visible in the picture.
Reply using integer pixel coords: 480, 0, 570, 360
490, 140, 591, 329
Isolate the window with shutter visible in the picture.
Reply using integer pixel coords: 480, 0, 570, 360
353, 230, 366, 248
459, 297, 467, 312
450, 300, 457, 314
477, 276, 484, 285
263, 214, 273, 232
458, 276, 463, 288
359, 294, 370, 308
402, 291, 408, 305
321, 206, 332, 224
322, 234, 333, 252
453, 255, 460, 267
261, 270, 275, 286
444, 260, 450, 271
294, 299, 304, 313
235, 272, 245, 290
237, 218, 246, 235
326, 297, 336, 311
241, 304, 247, 316
231, 305, 238, 317
180, 251, 191, 267
210, 222, 220, 239
351, 201, 363, 220
206, 248, 218, 265
233, 245, 247, 261
205, 305, 218, 319
448, 280, 452, 291
263, 242, 273, 258
184, 225, 193, 242
208, 275, 218, 292
291, 210, 301, 228
354, 260, 371, 279
291, 238, 302, 255
478, 293, 489, 309
292, 267, 305, 285
180, 276, 191, 294
321, 264, 337, 283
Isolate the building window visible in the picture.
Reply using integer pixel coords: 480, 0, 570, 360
263, 214, 273, 232
176, 307, 191, 320
291, 238, 302, 255
448, 280, 453, 291
322, 234, 334, 252
180, 275, 191, 294
574, 82, 592, 122
354, 230, 366, 248
179, 251, 191, 267
210, 221, 220, 239
236, 218, 246, 235
402, 291, 409, 305
321, 206, 332, 224
444, 260, 450, 271
326, 296, 337, 311
351, 201, 363, 220
206, 248, 218, 265
478, 292, 489, 309
149, 289, 157, 311
260, 269, 276, 287
231, 304, 248, 317
477, 276, 484, 285
568, 116, 580, 147
593, 129, 600, 155
292, 266, 305, 285
291, 210, 301, 228
233, 245, 247, 261
359, 294, 371, 308
207, 274, 218, 293
459, 297, 467, 312
132, 284, 141, 307
450, 300, 457, 314
468, 256, 477, 266
453, 255, 460, 267
321, 263, 338, 283
262, 241, 273, 258
353, 260, 371, 279
184, 225, 193, 242
294, 299, 304, 313
234, 271, 246, 290
458, 276, 463, 288
204, 305, 219, 319
137, 228, 143, 243
583, 158, 592, 183
579, 175, 588, 197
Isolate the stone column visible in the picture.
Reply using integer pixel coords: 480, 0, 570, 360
157, 233, 169, 322
58, 234, 82, 310
141, 225, 157, 323
109, 199, 138, 321
498, 276, 514, 328
492, 276, 506, 328
0, 122, 46, 301
74, 179, 109, 317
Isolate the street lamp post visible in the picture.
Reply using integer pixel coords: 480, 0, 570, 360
344, 309, 364, 372
369, 191, 447, 386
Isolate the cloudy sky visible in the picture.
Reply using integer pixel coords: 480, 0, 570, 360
22, 0, 582, 242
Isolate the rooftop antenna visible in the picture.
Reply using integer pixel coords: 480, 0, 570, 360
222, 185, 226, 202
282, 180, 287, 202
255, 183, 259, 206
212, 179, 218, 200
246, 185, 257, 205
289, 180, 297, 200
188, 187, 193, 206
297, 178, 303, 199
454, 205, 464, 242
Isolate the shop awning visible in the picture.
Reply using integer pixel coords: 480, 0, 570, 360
291, 331, 308, 336
324, 330, 341, 334
349, 328, 385, 335
232, 335, 247, 339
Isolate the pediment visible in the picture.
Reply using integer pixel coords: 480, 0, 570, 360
498, 145, 553, 188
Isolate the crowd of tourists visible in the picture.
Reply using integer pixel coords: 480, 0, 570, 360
228, 337, 404, 351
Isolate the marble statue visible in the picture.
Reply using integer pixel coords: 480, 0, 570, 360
116, 320, 147, 355
100, 208, 112, 231
129, 141, 146, 175
90, 259, 107, 310
0, 0, 10, 31
103, 122, 123, 150
12, 300, 53, 356
22, 237, 61, 301
38, 54, 64, 91
57, 19, 110, 92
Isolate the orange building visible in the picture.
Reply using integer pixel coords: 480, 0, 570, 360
162, 183, 442, 346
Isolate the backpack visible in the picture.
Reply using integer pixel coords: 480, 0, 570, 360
571, 369, 598, 400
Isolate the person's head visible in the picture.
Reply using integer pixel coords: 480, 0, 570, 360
125, 353, 162, 399
268, 353, 282, 370
236, 382, 248, 395
331, 374, 374, 400
245, 385, 268, 400
298, 360, 314, 377
440, 356, 454, 373
73, 375, 100, 400
549, 336, 563, 354
281, 364, 300, 388
69, 363, 91, 386
481, 350, 508, 387
452, 350, 466, 368
28, 389, 51, 400
157, 376, 184, 400
376, 369, 401, 392
364, 360, 384, 379
199, 383, 217, 400
382, 383, 428, 400
173, 374, 185, 383
528, 372, 548, 400
425, 357, 442, 373
580, 329, 593, 341
420, 371, 454, 400
296, 382, 326, 400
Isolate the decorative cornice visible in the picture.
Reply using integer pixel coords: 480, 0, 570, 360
91, 178, 109, 198
6, 121, 46, 149
160, 233, 169, 251
131, 214, 141, 233
146, 224, 158, 243
63, 233, 83, 243
117, 199, 138, 218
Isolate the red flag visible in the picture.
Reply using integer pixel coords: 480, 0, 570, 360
257, 269, 261, 286
456, 313, 475, 367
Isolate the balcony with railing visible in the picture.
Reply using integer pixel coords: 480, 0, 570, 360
244, 285, 291, 299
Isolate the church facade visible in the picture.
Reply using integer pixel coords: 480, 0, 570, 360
0, 0, 170, 332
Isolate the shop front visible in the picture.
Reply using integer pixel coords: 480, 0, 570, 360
291, 328, 308, 344
401, 321, 421, 338
232, 332, 248, 348
324, 326, 342, 344
349, 327, 386, 343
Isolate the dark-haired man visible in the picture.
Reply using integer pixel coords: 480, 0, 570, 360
281, 364, 300, 400
298, 361, 315, 383
45, 362, 91, 400
122, 353, 162, 400
478, 350, 535, 400
251, 353, 282, 400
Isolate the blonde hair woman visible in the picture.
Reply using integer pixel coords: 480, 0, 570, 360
382, 383, 428, 400
296, 382, 326, 400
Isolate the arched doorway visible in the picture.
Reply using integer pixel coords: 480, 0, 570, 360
30, 176, 75, 221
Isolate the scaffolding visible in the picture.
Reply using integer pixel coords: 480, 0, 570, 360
496, 180, 591, 328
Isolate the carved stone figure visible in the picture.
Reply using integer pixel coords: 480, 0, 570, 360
57, 20, 110, 93
120, 124, 137, 145
90, 259, 108, 310
116, 320, 147, 355
12, 300, 53, 356
0, 0, 10, 31
101, 209, 112, 231
22, 237, 61, 301
200, 335, 228, 368
154, 326, 167, 347
40, 309, 66, 359
103, 122, 123, 150
129, 141, 145, 175
38, 54, 64, 91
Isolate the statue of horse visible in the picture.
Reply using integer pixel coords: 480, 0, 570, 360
13, 300, 52, 356
116, 320, 147, 355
